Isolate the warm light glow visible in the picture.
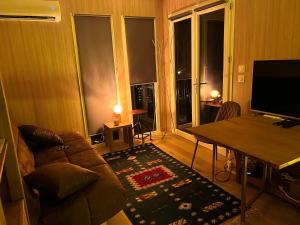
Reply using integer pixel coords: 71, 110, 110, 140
210, 90, 220, 99
113, 105, 122, 114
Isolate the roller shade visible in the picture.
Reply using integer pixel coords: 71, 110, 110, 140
125, 17, 157, 85
194, 0, 226, 12
74, 15, 117, 135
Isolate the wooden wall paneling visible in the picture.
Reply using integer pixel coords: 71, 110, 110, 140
0, 0, 164, 136
2, 0, 298, 133
232, 0, 300, 115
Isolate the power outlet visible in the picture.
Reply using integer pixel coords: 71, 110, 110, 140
238, 74, 245, 83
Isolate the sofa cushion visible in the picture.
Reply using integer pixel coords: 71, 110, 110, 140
17, 132, 35, 176
83, 164, 127, 224
34, 146, 68, 167
61, 138, 94, 156
68, 150, 107, 169
40, 192, 92, 225
25, 163, 99, 199
19, 125, 64, 150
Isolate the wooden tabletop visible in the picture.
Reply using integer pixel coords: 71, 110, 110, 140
131, 109, 148, 115
104, 121, 132, 129
186, 116, 300, 170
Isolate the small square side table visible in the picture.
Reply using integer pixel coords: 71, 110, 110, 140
104, 121, 133, 151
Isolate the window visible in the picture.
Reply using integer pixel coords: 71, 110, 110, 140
124, 17, 157, 133
74, 15, 117, 137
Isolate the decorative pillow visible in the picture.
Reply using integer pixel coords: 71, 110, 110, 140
19, 125, 64, 149
24, 163, 99, 199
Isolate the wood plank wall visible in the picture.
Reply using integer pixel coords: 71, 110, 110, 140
0, 0, 164, 135
233, 0, 300, 114
0, 0, 299, 134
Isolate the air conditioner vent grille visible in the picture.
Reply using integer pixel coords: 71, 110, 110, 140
0, 15, 56, 21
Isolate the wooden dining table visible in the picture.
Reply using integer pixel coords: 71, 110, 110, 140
186, 115, 300, 223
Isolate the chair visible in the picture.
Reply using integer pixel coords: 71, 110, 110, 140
132, 109, 152, 145
190, 101, 241, 168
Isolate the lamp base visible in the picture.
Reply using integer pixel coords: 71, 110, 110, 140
113, 113, 121, 126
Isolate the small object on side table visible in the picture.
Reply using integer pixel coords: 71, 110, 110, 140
104, 121, 133, 152
113, 105, 123, 126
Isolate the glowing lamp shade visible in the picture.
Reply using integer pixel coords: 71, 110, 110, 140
210, 90, 220, 99
113, 105, 122, 114
113, 105, 122, 126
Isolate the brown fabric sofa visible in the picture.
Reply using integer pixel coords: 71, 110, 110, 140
12, 123, 126, 225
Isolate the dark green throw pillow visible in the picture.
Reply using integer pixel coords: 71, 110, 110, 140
19, 125, 64, 149
25, 163, 99, 199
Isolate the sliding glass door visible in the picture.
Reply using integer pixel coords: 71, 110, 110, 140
172, 16, 195, 134
170, 2, 233, 137
198, 8, 226, 124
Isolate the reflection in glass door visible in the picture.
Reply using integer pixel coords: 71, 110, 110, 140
174, 18, 192, 130
198, 9, 225, 124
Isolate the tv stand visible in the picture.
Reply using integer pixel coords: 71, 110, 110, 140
274, 119, 300, 128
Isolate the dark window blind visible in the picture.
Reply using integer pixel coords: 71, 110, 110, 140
74, 15, 117, 135
125, 17, 157, 85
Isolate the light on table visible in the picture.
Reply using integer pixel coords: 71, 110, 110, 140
113, 105, 122, 126
210, 90, 220, 99
114, 105, 122, 114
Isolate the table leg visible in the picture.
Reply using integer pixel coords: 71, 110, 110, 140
106, 129, 113, 152
268, 167, 273, 184
123, 127, 128, 143
141, 122, 144, 145
235, 152, 242, 183
241, 154, 248, 223
128, 126, 133, 148
104, 126, 108, 147
262, 164, 268, 187
212, 144, 217, 183
191, 140, 199, 168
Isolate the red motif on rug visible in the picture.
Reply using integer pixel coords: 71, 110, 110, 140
136, 191, 158, 202
147, 159, 162, 166
116, 167, 134, 175
126, 165, 177, 190
172, 178, 192, 188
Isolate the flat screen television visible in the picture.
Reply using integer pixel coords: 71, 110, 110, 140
251, 59, 300, 121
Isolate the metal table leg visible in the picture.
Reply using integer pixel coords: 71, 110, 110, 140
241, 154, 248, 223
191, 140, 199, 168
212, 144, 217, 182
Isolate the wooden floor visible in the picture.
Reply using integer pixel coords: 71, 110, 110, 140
97, 133, 300, 225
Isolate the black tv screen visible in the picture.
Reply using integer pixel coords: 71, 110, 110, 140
251, 60, 300, 120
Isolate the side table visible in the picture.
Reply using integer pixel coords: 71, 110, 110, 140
104, 121, 133, 151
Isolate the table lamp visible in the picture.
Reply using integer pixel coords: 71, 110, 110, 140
210, 90, 221, 102
113, 105, 122, 126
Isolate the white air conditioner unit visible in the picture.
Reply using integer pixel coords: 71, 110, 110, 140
0, 0, 61, 22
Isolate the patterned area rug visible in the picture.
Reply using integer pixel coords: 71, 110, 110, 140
103, 143, 240, 225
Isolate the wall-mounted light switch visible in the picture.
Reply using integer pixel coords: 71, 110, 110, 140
238, 74, 245, 83
238, 65, 245, 73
